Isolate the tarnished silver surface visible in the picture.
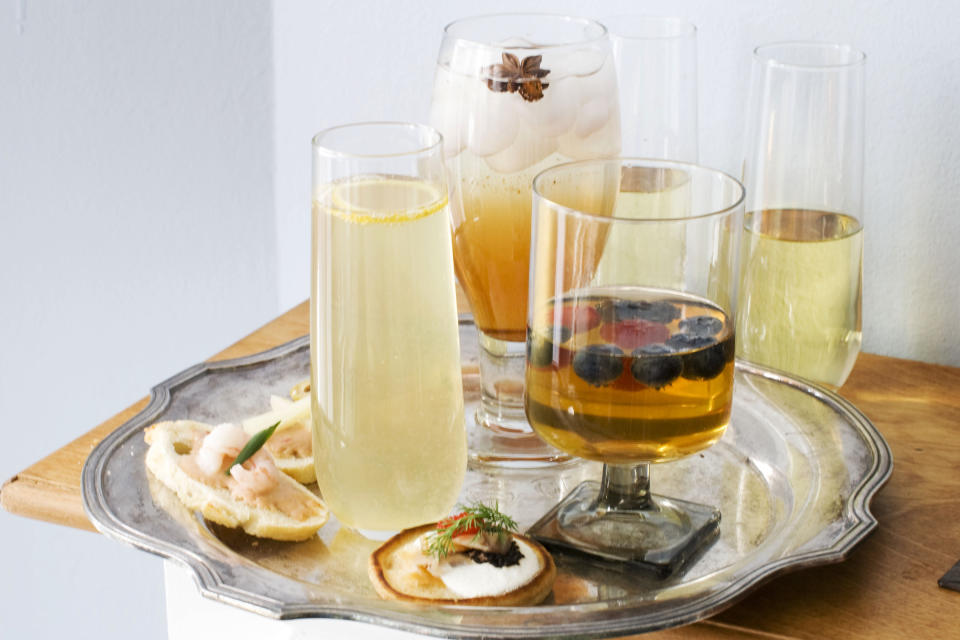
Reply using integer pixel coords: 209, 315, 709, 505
82, 317, 892, 638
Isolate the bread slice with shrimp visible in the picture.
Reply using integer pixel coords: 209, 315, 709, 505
144, 420, 327, 541
240, 394, 315, 484
369, 513, 556, 606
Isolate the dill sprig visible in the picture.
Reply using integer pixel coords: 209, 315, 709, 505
425, 502, 518, 559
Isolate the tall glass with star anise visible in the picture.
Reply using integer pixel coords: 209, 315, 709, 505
431, 15, 620, 466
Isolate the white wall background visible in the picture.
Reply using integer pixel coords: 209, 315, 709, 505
275, 0, 960, 367
2, 1, 958, 638
1, 1, 275, 638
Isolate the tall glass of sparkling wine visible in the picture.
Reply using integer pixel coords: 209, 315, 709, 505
525, 159, 744, 575
310, 123, 466, 535
430, 14, 620, 465
738, 43, 866, 388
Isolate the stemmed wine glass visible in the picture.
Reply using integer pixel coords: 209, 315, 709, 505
525, 158, 744, 575
429, 14, 620, 466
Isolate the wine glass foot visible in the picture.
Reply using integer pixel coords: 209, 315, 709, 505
527, 481, 720, 577
465, 401, 576, 469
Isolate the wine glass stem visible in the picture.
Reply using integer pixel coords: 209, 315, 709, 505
476, 330, 530, 432
596, 463, 653, 512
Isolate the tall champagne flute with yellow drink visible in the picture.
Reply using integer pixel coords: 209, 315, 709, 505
430, 14, 620, 466
311, 123, 466, 535
738, 43, 866, 388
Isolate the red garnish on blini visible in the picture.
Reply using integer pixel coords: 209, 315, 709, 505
437, 512, 479, 537
599, 320, 670, 351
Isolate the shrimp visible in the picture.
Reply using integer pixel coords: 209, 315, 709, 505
195, 422, 247, 476
229, 449, 281, 500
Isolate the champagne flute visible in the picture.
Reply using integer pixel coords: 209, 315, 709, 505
737, 42, 866, 388
429, 14, 620, 466
310, 122, 466, 536
526, 159, 744, 575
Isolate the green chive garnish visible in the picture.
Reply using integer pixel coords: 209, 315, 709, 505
225, 421, 280, 475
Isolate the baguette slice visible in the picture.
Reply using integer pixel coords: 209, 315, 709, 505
369, 523, 556, 606
144, 420, 327, 541
241, 395, 315, 484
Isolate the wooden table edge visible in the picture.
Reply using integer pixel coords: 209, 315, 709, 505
0, 337, 913, 534
0, 294, 944, 533
1, 301, 311, 531
5, 295, 957, 640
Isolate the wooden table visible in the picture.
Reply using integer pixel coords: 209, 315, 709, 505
3, 301, 959, 639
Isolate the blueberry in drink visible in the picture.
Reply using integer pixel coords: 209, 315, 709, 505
525, 287, 734, 464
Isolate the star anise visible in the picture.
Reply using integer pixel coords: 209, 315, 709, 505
483, 53, 550, 102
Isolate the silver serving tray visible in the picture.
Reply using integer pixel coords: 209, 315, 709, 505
82, 317, 892, 638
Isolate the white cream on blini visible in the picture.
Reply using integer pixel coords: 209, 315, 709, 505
429, 538, 542, 599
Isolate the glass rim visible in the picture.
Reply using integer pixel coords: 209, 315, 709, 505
604, 15, 697, 40
442, 13, 608, 50
311, 121, 442, 160
753, 41, 866, 70
532, 158, 745, 224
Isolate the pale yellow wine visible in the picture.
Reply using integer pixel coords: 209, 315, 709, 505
736, 209, 863, 387
594, 167, 691, 289
310, 176, 466, 531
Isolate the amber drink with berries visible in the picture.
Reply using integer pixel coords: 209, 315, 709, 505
526, 159, 744, 576
526, 289, 734, 464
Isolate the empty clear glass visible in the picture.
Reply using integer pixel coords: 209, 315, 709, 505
608, 15, 698, 160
